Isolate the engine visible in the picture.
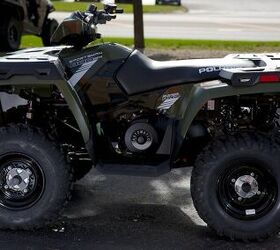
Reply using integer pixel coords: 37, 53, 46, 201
124, 122, 158, 153
105, 112, 167, 156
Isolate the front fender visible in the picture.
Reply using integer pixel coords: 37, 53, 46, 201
0, 76, 91, 148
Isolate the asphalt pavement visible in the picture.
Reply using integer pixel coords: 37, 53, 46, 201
1, 167, 280, 250
50, 0, 280, 41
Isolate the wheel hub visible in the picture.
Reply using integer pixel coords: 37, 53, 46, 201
5, 167, 31, 192
234, 175, 259, 199
217, 164, 277, 220
9, 26, 18, 43
0, 154, 45, 210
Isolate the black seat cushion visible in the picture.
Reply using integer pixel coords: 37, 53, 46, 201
116, 50, 255, 95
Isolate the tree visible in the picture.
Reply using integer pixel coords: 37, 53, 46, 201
133, 0, 145, 50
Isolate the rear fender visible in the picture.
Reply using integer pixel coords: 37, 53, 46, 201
176, 80, 280, 150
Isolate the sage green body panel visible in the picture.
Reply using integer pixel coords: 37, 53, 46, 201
177, 81, 280, 143
0, 43, 132, 145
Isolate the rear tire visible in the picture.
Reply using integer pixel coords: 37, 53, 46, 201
0, 15, 22, 51
191, 133, 280, 241
41, 18, 58, 46
0, 125, 72, 229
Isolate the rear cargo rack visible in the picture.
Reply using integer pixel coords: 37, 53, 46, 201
220, 53, 280, 87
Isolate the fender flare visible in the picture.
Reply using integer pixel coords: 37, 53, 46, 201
0, 76, 92, 155
176, 80, 280, 149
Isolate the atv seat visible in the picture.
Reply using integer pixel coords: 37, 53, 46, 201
116, 50, 256, 95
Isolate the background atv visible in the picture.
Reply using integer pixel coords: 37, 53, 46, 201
0, 0, 58, 51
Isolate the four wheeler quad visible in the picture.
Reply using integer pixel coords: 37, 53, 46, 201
0, 3, 280, 241
0, 0, 58, 51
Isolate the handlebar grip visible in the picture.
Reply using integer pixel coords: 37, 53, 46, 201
116, 8, 124, 14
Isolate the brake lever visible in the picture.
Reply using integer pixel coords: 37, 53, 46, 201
97, 12, 116, 24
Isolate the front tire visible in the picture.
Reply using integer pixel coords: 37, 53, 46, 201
191, 134, 280, 241
0, 125, 72, 229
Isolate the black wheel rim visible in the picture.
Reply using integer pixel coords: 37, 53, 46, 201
217, 162, 278, 220
0, 153, 45, 210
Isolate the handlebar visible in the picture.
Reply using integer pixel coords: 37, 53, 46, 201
51, 3, 123, 48
84, 3, 123, 25
103, 3, 124, 14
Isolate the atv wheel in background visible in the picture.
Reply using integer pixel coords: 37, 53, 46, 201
0, 15, 22, 51
191, 134, 280, 241
41, 18, 59, 46
0, 125, 73, 229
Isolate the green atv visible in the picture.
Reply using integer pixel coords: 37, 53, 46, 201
0, 3, 279, 241
0, 0, 58, 51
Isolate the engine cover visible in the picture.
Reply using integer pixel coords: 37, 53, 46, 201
124, 122, 158, 153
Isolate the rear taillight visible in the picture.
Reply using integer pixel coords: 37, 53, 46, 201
259, 74, 280, 83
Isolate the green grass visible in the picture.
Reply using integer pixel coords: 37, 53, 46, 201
100, 37, 280, 52
21, 35, 280, 52
52, 1, 186, 13
21, 36, 43, 48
